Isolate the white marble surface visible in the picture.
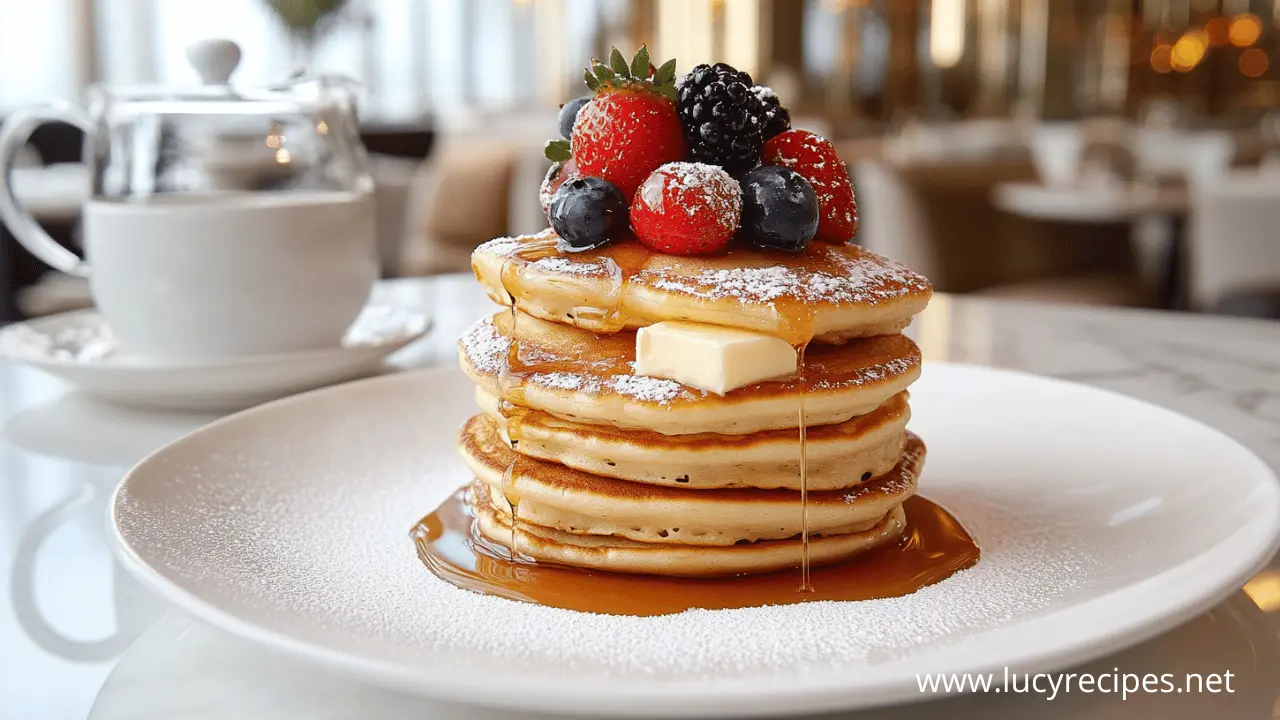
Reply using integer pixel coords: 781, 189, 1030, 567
3, 276, 1280, 719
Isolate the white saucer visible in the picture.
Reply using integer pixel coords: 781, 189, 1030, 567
0, 306, 430, 411
108, 364, 1280, 717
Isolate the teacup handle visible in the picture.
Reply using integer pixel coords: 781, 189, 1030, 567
0, 102, 93, 277
11, 483, 133, 661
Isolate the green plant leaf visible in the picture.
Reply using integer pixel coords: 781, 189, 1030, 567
654, 58, 677, 86
583, 68, 600, 91
658, 83, 677, 102
593, 64, 617, 83
544, 140, 571, 162
630, 45, 651, 78
609, 47, 630, 78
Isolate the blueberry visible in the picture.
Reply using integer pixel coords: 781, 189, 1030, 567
738, 165, 818, 252
558, 96, 592, 140
549, 177, 626, 251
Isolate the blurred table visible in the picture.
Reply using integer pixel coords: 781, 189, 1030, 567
3, 277, 1280, 718
993, 181, 1190, 308
993, 182, 1188, 224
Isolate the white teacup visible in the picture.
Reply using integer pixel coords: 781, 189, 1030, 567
0, 55, 379, 362
81, 192, 377, 360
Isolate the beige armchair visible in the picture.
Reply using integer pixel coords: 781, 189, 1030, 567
851, 152, 1148, 307
399, 139, 521, 276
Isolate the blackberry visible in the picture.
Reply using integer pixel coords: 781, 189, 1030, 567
676, 62, 767, 176
753, 85, 791, 140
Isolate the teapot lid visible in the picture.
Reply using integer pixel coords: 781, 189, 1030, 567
186, 39, 243, 86
91, 38, 360, 112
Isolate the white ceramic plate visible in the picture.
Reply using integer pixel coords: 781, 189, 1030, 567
0, 306, 429, 411
109, 364, 1280, 718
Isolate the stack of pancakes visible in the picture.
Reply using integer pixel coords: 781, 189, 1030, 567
457, 231, 932, 577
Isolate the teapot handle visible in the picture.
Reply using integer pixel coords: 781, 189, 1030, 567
0, 102, 93, 277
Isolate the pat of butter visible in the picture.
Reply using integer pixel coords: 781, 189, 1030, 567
634, 320, 797, 395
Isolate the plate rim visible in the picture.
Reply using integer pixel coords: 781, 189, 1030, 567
107, 363, 1280, 717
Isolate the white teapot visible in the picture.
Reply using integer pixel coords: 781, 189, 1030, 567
0, 40, 378, 360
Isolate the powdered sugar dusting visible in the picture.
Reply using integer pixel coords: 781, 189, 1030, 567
458, 315, 508, 375
458, 317, 705, 406
112, 371, 1101, 683
647, 161, 742, 224
609, 374, 685, 404
475, 228, 557, 260
640, 247, 929, 306
814, 356, 919, 391
530, 256, 606, 277
752, 85, 778, 102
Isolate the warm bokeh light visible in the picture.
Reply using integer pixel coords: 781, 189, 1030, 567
1150, 43, 1173, 73
1229, 13, 1262, 47
1171, 31, 1207, 72
929, 0, 966, 68
1240, 47, 1270, 77
274, 148, 292, 164
1205, 16, 1230, 47
1244, 571, 1280, 612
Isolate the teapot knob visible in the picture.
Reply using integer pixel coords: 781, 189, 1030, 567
186, 39, 242, 85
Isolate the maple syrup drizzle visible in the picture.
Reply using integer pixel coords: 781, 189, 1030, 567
487, 236, 876, 596
495, 235, 642, 562
795, 343, 812, 593
411, 491, 978, 616
497, 236, 561, 561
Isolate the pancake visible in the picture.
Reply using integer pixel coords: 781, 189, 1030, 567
472, 230, 932, 344
459, 414, 923, 546
475, 388, 910, 490
471, 482, 909, 577
459, 311, 921, 435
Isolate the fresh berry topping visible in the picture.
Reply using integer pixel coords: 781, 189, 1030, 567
631, 162, 741, 256
752, 85, 791, 140
539, 158, 577, 217
675, 62, 766, 176
558, 96, 591, 140
549, 177, 627, 252
572, 92, 685, 201
571, 46, 685, 201
762, 129, 858, 242
738, 165, 818, 252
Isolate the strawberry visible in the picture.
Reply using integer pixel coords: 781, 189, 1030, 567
762, 129, 858, 242
569, 46, 686, 201
631, 162, 741, 255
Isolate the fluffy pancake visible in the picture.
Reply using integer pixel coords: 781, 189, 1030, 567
472, 231, 932, 343
459, 414, 923, 545
472, 482, 909, 577
475, 388, 910, 490
459, 311, 921, 435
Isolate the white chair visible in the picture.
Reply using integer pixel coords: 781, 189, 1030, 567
1135, 129, 1235, 184
1187, 172, 1280, 311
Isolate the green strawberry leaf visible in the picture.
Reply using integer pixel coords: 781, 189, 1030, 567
609, 47, 630, 78
543, 140, 571, 162
654, 58, 677, 86
593, 64, 617, 83
630, 45, 651, 78
583, 68, 600, 91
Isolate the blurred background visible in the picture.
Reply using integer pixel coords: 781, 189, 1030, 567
4, 0, 1280, 320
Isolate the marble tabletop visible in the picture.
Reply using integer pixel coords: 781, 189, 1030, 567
4, 275, 1280, 719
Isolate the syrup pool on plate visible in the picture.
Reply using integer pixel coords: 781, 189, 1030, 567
411, 492, 978, 617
